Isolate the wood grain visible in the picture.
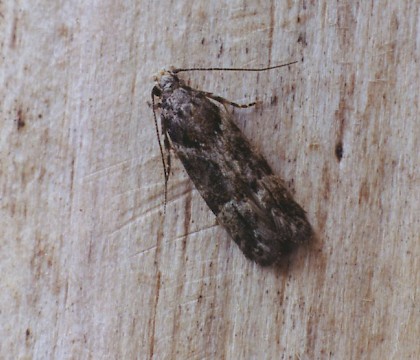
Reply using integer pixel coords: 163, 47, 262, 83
1, 1, 418, 359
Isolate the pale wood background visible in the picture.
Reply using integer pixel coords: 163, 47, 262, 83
1, 1, 419, 359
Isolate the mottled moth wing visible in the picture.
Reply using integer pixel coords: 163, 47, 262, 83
153, 69, 312, 266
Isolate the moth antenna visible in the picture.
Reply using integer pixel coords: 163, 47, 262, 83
173, 61, 298, 74
173, 62, 297, 108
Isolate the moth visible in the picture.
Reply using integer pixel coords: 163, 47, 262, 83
151, 64, 312, 266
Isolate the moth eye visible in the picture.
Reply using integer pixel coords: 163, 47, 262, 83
152, 86, 162, 97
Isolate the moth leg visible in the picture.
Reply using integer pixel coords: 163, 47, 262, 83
160, 132, 173, 213
151, 88, 170, 212
152, 102, 162, 111
162, 130, 171, 182
200, 91, 256, 109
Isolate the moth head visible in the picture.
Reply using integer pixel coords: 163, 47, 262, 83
153, 67, 180, 94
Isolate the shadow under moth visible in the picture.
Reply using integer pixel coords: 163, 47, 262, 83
151, 64, 312, 266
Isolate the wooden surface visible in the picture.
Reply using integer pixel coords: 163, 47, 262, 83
1, 1, 419, 359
